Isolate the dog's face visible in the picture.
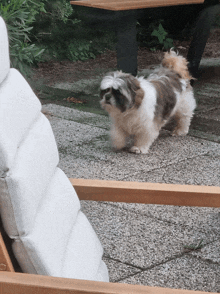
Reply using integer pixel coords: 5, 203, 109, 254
100, 71, 144, 113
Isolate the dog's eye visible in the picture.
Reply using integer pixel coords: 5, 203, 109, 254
100, 88, 110, 99
112, 89, 121, 97
100, 88, 110, 95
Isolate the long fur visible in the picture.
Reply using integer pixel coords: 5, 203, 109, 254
100, 50, 196, 154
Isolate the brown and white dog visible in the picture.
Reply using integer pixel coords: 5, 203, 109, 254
100, 50, 196, 154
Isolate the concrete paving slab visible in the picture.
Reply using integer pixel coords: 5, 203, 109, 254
46, 116, 107, 149
189, 129, 220, 143
196, 83, 220, 99
57, 136, 219, 182
197, 108, 220, 122
102, 257, 141, 282
121, 255, 220, 292
54, 77, 102, 95
194, 92, 220, 114
200, 57, 220, 68
124, 149, 220, 186
43, 104, 219, 183
189, 239, 220, 264
104, 202, 219, 232
42, 104, 109, 130
80, 201, 218, 269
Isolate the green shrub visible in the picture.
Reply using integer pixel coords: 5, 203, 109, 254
67, 40, 96, 61
32, 1, 81, 61
47, 0, 73, 24
33, 1, 116, 62
0, 0, 46, 74
0, 0, 116, 70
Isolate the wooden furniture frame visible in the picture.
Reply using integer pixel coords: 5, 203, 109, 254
1, 179, 219, 293
70, 0, 205, 11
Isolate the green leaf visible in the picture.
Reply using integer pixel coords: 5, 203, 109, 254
151, 23, 167, 44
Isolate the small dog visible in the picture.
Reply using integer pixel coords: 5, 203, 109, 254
100, 50, 196, 154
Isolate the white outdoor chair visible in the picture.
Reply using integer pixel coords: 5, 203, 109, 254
0, 16, 109, 282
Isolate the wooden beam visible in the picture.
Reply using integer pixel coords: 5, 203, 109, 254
0, 233, 14, 272
70, 179, 220, 207
0, 272, 217, 294
70, 0, 204, 11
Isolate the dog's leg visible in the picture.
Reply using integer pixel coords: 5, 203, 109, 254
111, 125, 127, 150
172, 112, 192, 136
130, 129, 159, 154
172, 93, 195, 136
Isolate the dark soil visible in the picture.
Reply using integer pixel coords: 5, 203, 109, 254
32, 28, 220, 87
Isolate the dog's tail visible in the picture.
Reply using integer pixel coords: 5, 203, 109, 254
162, 50, 192, 80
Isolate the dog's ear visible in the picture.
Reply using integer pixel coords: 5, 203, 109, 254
135, 88, 145, 107
126, 75, 144, 107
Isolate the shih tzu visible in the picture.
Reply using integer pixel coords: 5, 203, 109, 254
100, 50, 196, 154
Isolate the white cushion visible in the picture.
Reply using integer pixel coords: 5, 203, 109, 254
12, 167, 81, 276
0, 17, 109, 282
4, 113, 59, 236
11, 168, 108, 281
0, 69, 41, 176
0, 17, 10, 84
61, 211, 104, 280
0, 71, 109, 280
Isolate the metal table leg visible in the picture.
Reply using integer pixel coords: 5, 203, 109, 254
116, 15, 138, 76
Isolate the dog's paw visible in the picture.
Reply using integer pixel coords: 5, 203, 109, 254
130, 146, 148, 154
130, 146, 141, 154
172, 128, 188, 136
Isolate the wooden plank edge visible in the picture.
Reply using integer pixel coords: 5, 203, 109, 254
70, 0, 204, 11
70, 0, 204, 4
70, 178, 220, 207
0, 233, 14, 272
0, 272, 217, 294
